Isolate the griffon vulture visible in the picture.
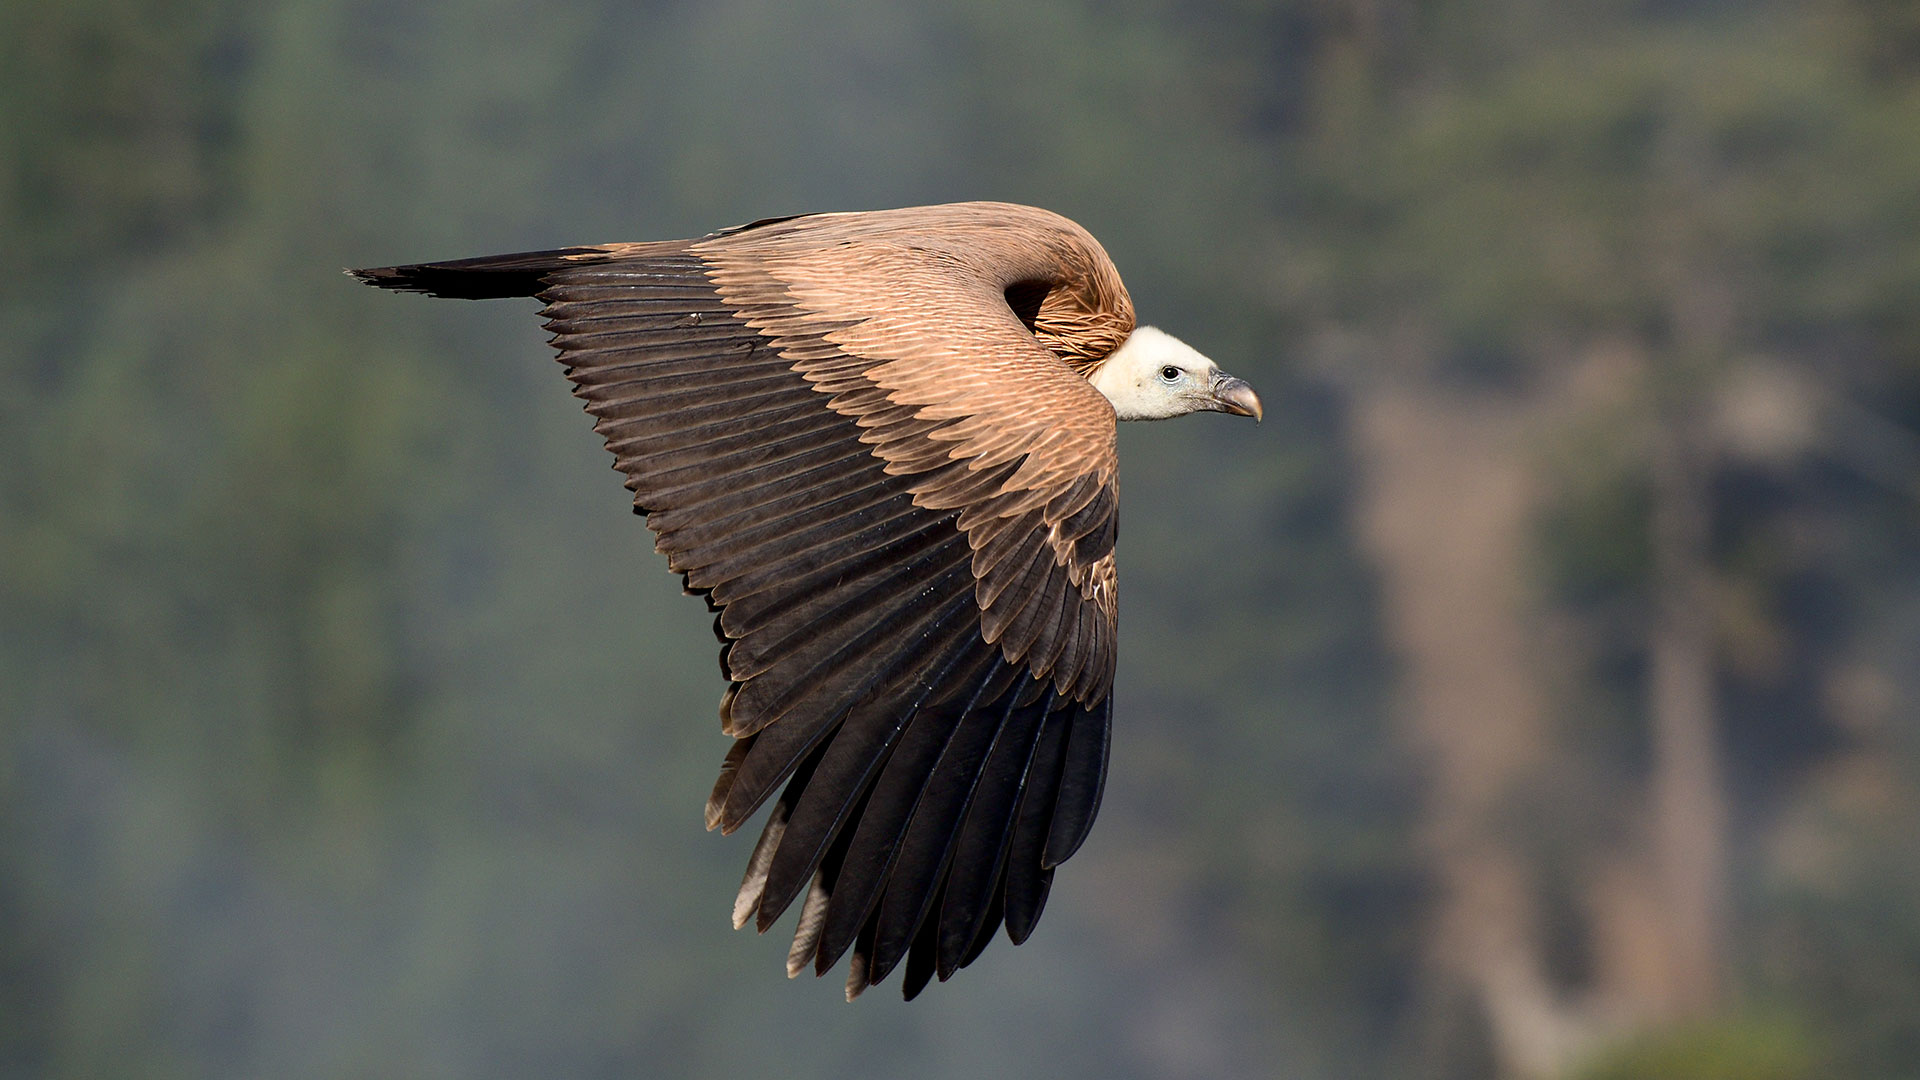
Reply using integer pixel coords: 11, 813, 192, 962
353, 202, 1261, 1000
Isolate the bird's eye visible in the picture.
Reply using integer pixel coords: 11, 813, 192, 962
1159, 366, 1182, 382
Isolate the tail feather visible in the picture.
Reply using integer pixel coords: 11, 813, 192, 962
348, 246, 618, 299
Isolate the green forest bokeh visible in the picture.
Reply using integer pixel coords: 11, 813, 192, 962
2, 3, 1916, 1078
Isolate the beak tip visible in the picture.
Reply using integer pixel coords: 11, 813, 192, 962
1213, 375, 1263, 423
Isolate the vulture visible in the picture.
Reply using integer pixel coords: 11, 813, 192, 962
353, 202, 1261, 1000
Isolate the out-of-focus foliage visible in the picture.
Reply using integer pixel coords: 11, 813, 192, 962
0, 0, 249, 281
2, 2, 1916, 1078
1570, 1012, 1817, 1080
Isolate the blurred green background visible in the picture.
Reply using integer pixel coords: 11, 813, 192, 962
3, 2, 1918, 1078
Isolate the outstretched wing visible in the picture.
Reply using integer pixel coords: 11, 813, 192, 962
355, 202, 1131, 999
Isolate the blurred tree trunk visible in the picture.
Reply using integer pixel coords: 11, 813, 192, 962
1646, 405, 1727, 1015
1353, 384, 1600, 1078
1352, 350, 1732, 1073
1645, 105, 1734, 1016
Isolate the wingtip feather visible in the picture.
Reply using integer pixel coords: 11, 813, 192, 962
734, 810, 788, 929
845, 952, 870, 1001
786, 873, 832, 976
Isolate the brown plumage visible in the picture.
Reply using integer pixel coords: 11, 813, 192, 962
352, 201, 1259, 1000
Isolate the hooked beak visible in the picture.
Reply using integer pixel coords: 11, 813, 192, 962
1209, 372, 1264, 422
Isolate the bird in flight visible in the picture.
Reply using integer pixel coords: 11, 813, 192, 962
353, 202, 1261, 1000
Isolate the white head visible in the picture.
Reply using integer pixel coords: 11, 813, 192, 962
1087, 326, 1263, 422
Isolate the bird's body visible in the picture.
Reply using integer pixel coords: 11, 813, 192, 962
354, 202, 1258, 1000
